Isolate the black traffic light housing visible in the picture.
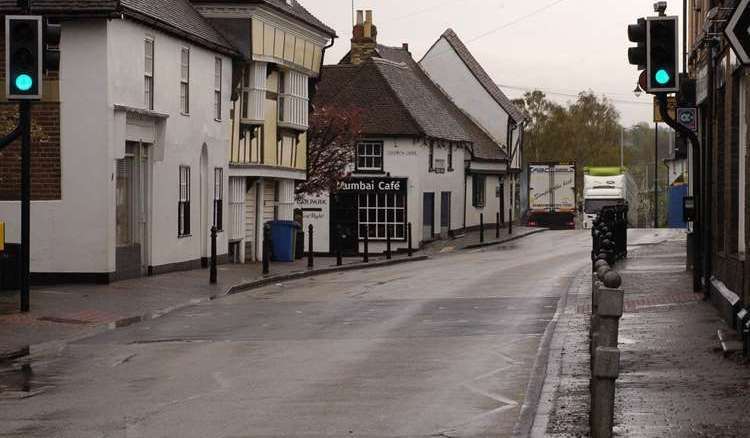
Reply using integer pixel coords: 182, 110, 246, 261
43, 19, 61, 73
628, 18, 647, 70
647, 16, 679, 93
5, 15, 42, 100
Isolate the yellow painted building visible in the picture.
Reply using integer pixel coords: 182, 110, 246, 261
194, 1, 335, 262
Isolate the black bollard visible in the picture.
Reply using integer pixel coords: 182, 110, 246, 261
496, 212, 500, 239
336, 226, 343, 266
210, 226, 217, 284
407, 223, 413, 257
480, 213, 485, 243
386, 226, 392, 260
508, 208, 513, 235
307, 224, 314, 269
262, 223, 271, 275
363, 225, 369, 263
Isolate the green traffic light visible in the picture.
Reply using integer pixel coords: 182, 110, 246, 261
15, 74, 33, 92
655, 69, 670, 86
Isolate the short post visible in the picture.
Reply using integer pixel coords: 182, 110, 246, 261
336, 226, 343, 266
386, 226, 392, 260
262, 223, 271, 275
210, 226, 218, 284
407, 223, 413, 257
508, 208, 513, 235
496, 211, 500, 239
480, 213, 485, 243
307, 224, 314, 269
591, 347, 620, 438
363, 225, 369, 263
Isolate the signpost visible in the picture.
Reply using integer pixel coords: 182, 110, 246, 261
726, 0, 750, 65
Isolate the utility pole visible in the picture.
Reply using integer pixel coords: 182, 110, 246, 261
654, 123, 659, 228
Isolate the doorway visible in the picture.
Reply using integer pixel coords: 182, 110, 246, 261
330, 192, 359, 256
440, 192, 451, 238
115, 142, 149, 280
423, 192, 435, 242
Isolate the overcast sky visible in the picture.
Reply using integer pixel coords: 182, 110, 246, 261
306, 0, 686, 127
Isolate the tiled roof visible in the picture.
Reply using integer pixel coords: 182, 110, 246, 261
0, 0, 239, 55
190, 0, 336, 37
437, 28, 526, 124
121, 0, 237, 54
375, 45, 505, 161
317, 44, 506, 161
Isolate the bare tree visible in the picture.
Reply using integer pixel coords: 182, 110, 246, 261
297, 105, 362, 196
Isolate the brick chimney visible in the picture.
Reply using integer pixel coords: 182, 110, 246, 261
351, 10, 377, 65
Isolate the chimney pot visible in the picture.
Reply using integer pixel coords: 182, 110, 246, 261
365, 10, 373, 24
356, 10, 364, 25
402, 43, 409, 52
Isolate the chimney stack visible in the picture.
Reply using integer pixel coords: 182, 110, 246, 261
402, 43, 409, 52
351, 9, 378, 65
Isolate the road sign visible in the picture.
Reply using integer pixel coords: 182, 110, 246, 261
653, 95, 676, 123
726, 0, 750, 65
677, 107, 698, 132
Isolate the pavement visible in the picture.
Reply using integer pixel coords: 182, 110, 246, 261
0, 226, 544, 361
0, 229, 587, 438
533, 230, 750, 437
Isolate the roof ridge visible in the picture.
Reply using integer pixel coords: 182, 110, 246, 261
438, 28, 526, 123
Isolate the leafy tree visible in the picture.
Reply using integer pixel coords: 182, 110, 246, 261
297, 106, 362, 196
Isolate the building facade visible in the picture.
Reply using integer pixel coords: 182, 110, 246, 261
0, 0, 237, 282
688, 0, 748, 321
192, 0, 336, 263
305, 11, 514, 255
420, 29, 525, 227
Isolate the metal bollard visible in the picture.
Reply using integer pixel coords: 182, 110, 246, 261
386, 226, 392, 259
363, 225, 369, 263
210, 226, 217, 284
262, 223, 271, 275
508, 208, 513, 235
591, 347, 620, 438
407, 223, 413, 257
336, 228, 343, 267
307, 224, 314, 269
496, 212, 500, 239
480, 213, 485, 243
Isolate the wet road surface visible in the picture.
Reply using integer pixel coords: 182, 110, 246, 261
0, 230, 592, 438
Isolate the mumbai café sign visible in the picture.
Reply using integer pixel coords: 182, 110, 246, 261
337, 178, 407, 194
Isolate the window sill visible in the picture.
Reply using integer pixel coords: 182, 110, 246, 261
181, 112, 190, 117
214, 118, 222, 123
178, 234, 192, 239
353, 170, 386, 175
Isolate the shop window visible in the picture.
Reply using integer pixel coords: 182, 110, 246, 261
358, 192, 406, 240
472, 175, 486, 208
356, 141, 383, 172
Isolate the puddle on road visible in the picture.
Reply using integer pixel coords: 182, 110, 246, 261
0, 363, 33, 393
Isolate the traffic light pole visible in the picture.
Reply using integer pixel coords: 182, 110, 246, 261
19, 101, 30, 312
654, 122, 659, 228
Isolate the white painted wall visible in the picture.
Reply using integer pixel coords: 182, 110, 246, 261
420, 38, 510, 148
465, 174, 511, 228
107, 18, 232, 269
0, 20, 112, 273
295, 193, 330, 253
0, 17, 233, 275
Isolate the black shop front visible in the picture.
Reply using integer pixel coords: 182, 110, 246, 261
330, 177, 408, 256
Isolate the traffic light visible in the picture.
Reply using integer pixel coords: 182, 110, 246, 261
43, 19, 61, 72
5, 16, 42, 100
647, 16, 679, 93
627, 18, 646, 70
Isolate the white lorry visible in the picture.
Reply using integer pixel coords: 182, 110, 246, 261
582, 169, 638, 229
527, 162, 577, 229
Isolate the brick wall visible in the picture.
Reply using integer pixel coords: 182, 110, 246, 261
0, 26, 61, 201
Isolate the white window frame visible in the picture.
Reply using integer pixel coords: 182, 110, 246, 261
179, 166, 191, 237
145, 37, 154, 110
180, 47, 190, 114
356, 141, 384, 172
214, 57, 222, 120
358, 192, 406, 241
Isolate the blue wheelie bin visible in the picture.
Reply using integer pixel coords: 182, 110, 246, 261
269, 220, 300, 262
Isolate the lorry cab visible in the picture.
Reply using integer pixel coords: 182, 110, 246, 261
582, 189, 626, 229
